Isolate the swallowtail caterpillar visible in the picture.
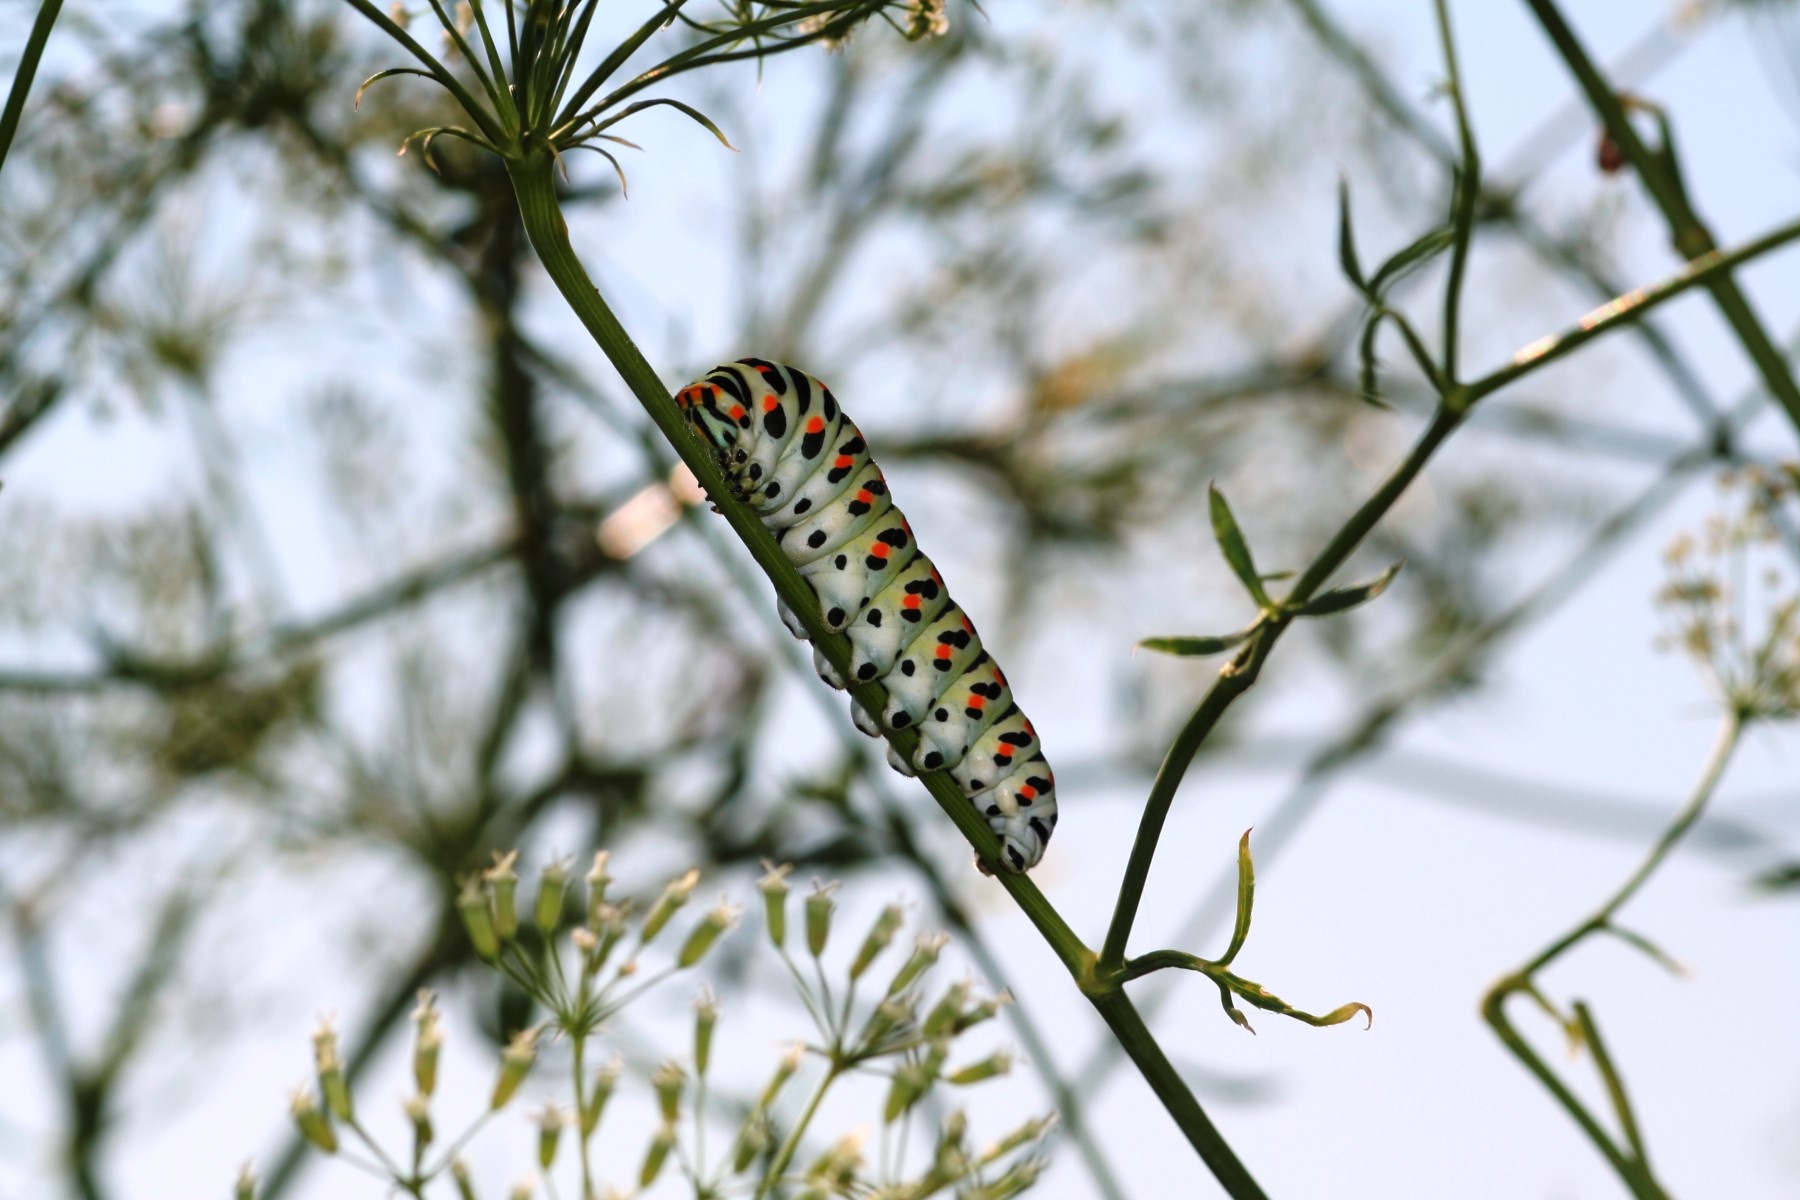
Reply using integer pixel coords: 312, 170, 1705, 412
676, 359, 1057, 873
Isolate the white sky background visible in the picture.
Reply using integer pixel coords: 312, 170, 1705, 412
2, 0, 1800, 1198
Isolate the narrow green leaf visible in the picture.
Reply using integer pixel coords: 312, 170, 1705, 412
1356, 315, 1395, 410
590, 98, 736, 150
1220, 829, 1255, 966
1138, 628, 1254, 657
1208, 484, 1271, 608
355, 67, 438, 109
1290, 560, 1403, 618
1368, 225, 1455, 297
1599, 924, 1687, 977
1336, 178, 1366, 293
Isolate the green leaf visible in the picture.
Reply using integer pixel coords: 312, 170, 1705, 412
591, 98, 736, 150
1138, 628, 1255, 657
1750, 860, 1800, 893
1356, 314, 1396, 410
1599, 924, 1687, 976
1290, 560, 1403, 617
1336, 178, 1366, 293
1220, 829, 1255, 966
355, 67, 438, 110
1208, 484, 1271, 608
1368, 224, 1455, 297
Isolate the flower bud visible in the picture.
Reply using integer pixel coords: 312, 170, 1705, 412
491, 1028, 539, 1110
290, 1089, 337, 1154
693, 987, 719, 1076
235, 1162, 256, 1200
651, 1060, 686, 1125
387, 3, 409, 30
582, 1055, 621, 1137
584, 851, 613, 926
759, 1043, 805, 1109
534, 859, 569, 935
935, 1110, 970, 1178
733, 1108, 772, 1173
758, 861, 793, 949
886, 933, 949, 997
923, 980, 971, 1038
983, 1114, 1057, 1162
458, 877, 501, 960
508, 1178, 533, 1200
954, 990, 1011, 1034
884, 1061, 930, 1123
850, 904, 905, 980
639, 1125, 675, 1188
986, 1157, 1046, 1200
536, 1104, 564, 1170
404, 1092, 433, 1150
586, 903, 628, 975
948, 1049, 1013, 1086
485, 851, 521, 942
312, 1020, 353, 1122
450, 1158, 477, 1200
805, 881, 840, 958
641, 869, 700, 944
679, 897, 741, 967
807, 1129, 864, 1186
412, 991, 443, 1096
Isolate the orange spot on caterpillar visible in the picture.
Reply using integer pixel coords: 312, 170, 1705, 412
902, 595, 921, 609
935, 645, 952, 660
960, 616, 973, 633
856, 490, 872, 504
763, 395, 779, 411
807, 416, 825, 433
966, 694, 985, 709
1019, 785, 1037, 800
834, 455, 853, 469
870, 542, 889, 558
729, 405, 745, 420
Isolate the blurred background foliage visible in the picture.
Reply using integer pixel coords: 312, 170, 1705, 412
2, 0, 1799, 1197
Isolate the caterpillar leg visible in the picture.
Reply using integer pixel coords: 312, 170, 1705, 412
777, 597, 809, 641
813, 644, 845, 690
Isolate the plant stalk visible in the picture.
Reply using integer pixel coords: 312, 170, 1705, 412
0, 0, 65, 177
502, 148, 1268, 1198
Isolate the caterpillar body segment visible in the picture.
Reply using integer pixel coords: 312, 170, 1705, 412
677, 359, 1057, 873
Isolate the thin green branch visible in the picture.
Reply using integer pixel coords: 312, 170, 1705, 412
1468, 213, 1800, 404
1523, 0, 1800, 441
502, 149, 1265, 1198
1484, 712, 1743, 1200
1099, 403, 1462, 971
1433, 0, 1481, 385
0, 0, 64, 177
339, 0, 510, 146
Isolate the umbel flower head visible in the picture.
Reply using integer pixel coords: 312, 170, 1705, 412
349, 0, 953, 186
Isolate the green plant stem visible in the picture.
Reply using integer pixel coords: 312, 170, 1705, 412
1099, 207, 1800, 973
502, 148, 1267, 1198
0, 0, 64, 178
1100, 403, 1462, 971
1467, 213, 1800, 404
754, 1063, 838, 1200
1086, 990, 1269, 1200
1523, 0, 1800, 441
1484, 711, 1743, 1200
1518, 711, 1742, 979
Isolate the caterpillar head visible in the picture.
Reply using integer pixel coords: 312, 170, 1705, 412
676, 381, 747, 455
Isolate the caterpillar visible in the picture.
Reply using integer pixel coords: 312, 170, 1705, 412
676, 358, 1057, 873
